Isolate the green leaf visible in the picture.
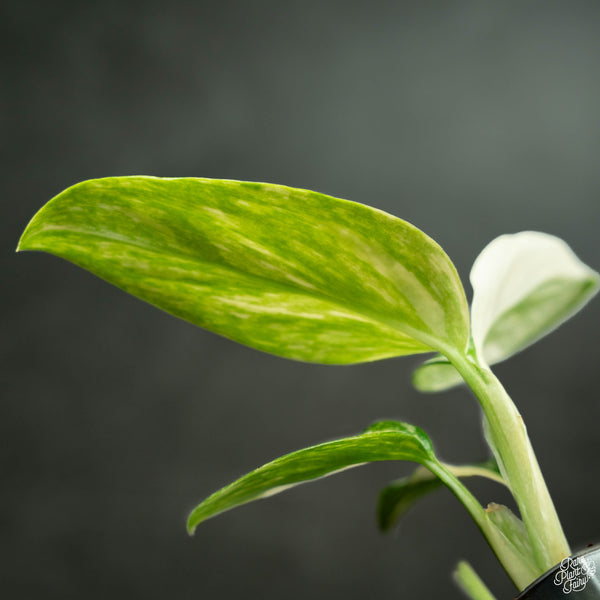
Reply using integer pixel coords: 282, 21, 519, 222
377, 466, 443, 531
413, 231, 599, 391
187, 421, 438, 534
185, 418, 533, 589
373, 446, 537, 588
412, 354, 464, 392
18, 177, 469, 364
412, 338, 477, 392
378, 459, 502, 532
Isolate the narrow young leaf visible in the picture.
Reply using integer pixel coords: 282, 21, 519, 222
377, 459, 502, 532
413, 231, 599, 391
18, 177, 469, 364
187, 421, 437, 534
186, 419, 523, 584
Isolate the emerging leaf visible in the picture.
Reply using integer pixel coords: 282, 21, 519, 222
485, 503, 540, 587
18, 177, 470, 364
413, 231, 599, 391
187, 421, 437, 534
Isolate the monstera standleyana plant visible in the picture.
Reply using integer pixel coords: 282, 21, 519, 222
17, 177, 600, 599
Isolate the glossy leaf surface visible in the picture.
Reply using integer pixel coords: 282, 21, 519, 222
414, 231, 599, 391
18, 177, 469, 364
187, 421, 437, 533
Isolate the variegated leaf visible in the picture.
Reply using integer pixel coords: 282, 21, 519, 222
18, 177, 469, 364
413, 232, 599, 391
470, 231, 599, 364
187, 421, 437, 533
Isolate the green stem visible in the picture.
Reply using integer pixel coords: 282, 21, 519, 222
449, 352, 570, 572
427, 459, 539, 589
454, 560, 498, 600
443, 463, 506, 486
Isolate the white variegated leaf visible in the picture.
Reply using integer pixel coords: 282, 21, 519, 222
471, 231, 599, 364
414, 232, 599, 392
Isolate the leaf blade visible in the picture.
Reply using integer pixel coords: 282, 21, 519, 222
412, 354, 464, 392
186, 421, 436, 534
470, 231, 599, 365
18, 177, 469, 364
377, 466, 443, 531
413, 232, 599, 391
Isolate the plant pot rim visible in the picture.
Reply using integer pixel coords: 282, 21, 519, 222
517, 544, 600, 599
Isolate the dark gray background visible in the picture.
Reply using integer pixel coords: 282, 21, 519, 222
3, 2, 600, 599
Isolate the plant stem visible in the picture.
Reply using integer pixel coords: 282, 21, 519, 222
443, 463, 506, 486
449, 353, 570, 572
428, 459, 539, 589
454, 560, 498, 600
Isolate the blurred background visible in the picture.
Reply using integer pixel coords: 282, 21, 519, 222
3, 1, 600, 598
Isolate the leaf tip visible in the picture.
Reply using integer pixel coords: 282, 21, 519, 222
17, 197, 58, 254
186, 516, 198, 536
16, 218, 37, 253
